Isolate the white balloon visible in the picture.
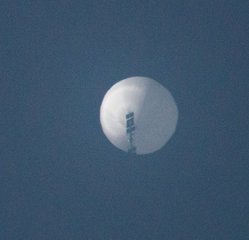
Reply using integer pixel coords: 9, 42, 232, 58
100, 76, 178, 155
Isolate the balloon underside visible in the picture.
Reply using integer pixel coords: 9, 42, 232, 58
100, 77, 178, 154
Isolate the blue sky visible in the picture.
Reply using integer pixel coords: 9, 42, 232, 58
0, 1, 248, 239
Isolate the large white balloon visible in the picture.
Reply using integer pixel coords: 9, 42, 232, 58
100, 76, 178, 155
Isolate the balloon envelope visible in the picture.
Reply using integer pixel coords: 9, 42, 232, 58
100, 76, 178, 154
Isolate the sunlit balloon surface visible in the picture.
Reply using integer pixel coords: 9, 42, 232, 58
100, 76, 178, 154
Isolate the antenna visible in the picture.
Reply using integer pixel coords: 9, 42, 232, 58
126, 112, 136, 154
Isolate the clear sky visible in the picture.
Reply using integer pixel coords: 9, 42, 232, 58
1, 1, 248, 239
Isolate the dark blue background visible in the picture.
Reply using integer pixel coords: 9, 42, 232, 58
1, 1, 248, 239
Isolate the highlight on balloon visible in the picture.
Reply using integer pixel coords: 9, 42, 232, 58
100, 76, 178, 155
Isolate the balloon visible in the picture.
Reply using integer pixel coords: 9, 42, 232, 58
100, 76, 178, 155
